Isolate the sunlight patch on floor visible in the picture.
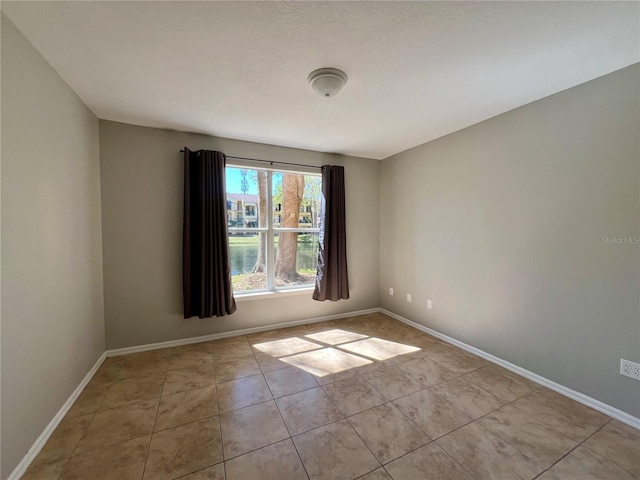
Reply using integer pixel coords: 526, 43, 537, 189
251, 327, 422, 378
304, 329, 368, 345
280, 348, 373, 377
252, 337, 323, 357
337, 337, 420, 361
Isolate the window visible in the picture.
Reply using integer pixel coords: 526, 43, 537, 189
226, 166, 322, 294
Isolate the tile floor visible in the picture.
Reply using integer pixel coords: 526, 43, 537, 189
22, 313, 640, 480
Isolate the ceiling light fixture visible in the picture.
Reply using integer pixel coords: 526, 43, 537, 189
307, 67, 348, 98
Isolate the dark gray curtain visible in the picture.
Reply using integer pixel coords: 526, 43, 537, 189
313, 165, 350, 301
183, 148, 236, 318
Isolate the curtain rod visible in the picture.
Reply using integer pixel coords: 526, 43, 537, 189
180, 149, 323, 170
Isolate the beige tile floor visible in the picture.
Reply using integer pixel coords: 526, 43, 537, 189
22, 313, 640, 480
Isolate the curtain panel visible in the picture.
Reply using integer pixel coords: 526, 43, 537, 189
183, 148, 236, 318
313, 165, 350, 301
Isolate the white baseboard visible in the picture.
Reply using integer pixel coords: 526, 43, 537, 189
380, 308, 640, 431
106, 308, 379, 357
8, 352, 108, 480
11, 305, 638, 479
9, 307, 377, 479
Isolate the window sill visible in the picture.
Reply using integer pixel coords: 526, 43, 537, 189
234, 287, 315, 302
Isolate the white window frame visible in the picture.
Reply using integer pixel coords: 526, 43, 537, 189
226, 162, 321, 296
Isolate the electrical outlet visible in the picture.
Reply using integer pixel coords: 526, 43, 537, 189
406, 294, 412, 303
427, 299, 432, 309
389, 287, 394, 296
620, 359, 640, 381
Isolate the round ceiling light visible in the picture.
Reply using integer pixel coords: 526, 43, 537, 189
307, 67, 348, 98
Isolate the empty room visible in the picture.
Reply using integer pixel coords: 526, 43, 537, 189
1, 2, 639, 480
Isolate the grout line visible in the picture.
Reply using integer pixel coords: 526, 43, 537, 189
436, 442, 482, 480
62, 431, 157, 462
140, 380, 164, 480
152, 408, 219, 434
218, 394, 274, 416
270, 389, 294, 439
212, 358, 223, 426
218, 399, 227, 464
343, 406, 403, 469
270, 382, 312, 480
288, 437, 312, 480
573, 422, 637, 478
222, 437, 295, 463
319, 388, 383, 470
354, 466, 386, 479
150, 375, 166, 429
384, 400, 435, 442
67, 411, 98, 459
530, 437, 590, 479
378, 438, 480, 480
381, 465, 394, 479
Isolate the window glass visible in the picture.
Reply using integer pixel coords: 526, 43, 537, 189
226, 166, 321, 293
274, 232, 319, 287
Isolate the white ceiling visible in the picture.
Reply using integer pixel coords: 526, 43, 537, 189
3, 1, 639, 160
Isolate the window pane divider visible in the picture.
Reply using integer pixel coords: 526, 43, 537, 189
266, 171, 275, 291
273, 228, 320, 233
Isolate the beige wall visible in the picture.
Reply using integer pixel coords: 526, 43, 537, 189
99, 121, 380, 349
380, 64, 640, 418
1, 15, 105, 479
